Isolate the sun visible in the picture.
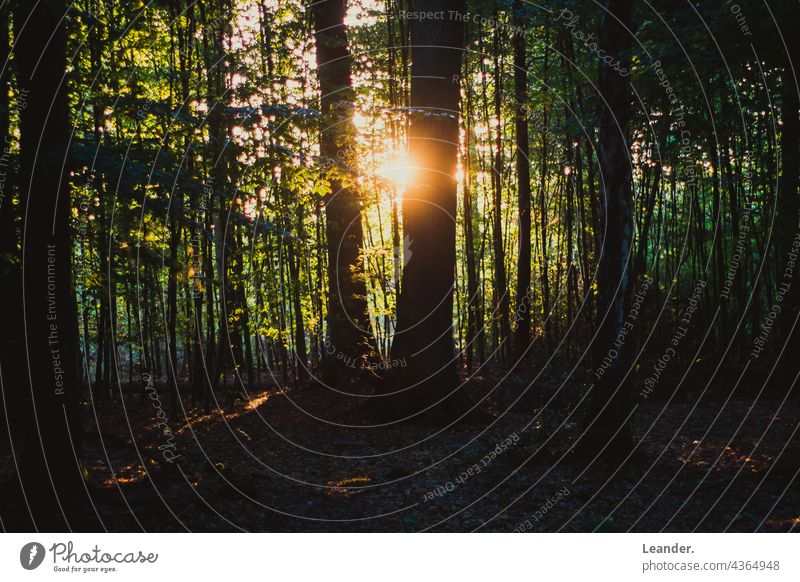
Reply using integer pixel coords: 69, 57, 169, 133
376, 152, 417, 193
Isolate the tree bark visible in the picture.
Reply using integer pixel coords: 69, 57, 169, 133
777, 11, 800, 376
491, 11, 510, 365
512, 1, 532, 359
311, 0, 372, 388
3, 0, 94, 530
577, 0, 636, 461
378, 0, 467, 421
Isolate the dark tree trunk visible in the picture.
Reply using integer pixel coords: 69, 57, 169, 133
3, 0, 95, 530
512, 1, 532, 360
167, 205, 182, 415
287, 208, 308, 381
538, 31, 551, 348
377, 0, 467, 421
491, 13, 510, 366
311, 0, 372, 388
0, 1, 10, 255
236, 228, 255, 390
462, 84, 479, 371
778, 41, 799, 271
777, 13, 800, 376
577, 0, 636, 462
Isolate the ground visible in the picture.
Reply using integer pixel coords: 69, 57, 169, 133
2, 364, 798, 532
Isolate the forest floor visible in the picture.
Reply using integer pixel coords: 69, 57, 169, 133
2, 363, 799, 532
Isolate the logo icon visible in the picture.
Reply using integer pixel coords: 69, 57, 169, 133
20, 542, 45, 570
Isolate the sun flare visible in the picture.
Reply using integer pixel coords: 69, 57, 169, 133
376, 152, 417, 193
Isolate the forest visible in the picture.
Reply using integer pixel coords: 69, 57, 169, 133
0, 0, 798, 532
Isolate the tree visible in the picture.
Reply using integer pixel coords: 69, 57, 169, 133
576, 0, 636, 462
3, 0, 94, 530
512, 0, 532, 359
490, 7, 510, 365
311, 0, 373, 388
376, 0, 467, 421
775, 2, 800, 379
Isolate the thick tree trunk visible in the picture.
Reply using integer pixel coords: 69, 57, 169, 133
0, 2, 11, 256
777, 14, 800, 378
3, 0, 94, 530
205, 0, 242, 397
779, 43, 799, 272
378, 0, 467, 421
311, 0, 372, 388
577, 0, 636, 462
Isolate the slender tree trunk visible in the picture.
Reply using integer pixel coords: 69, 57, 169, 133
287, 208, 308, 381
167, 204, 182, 415
463, 79, 479, 371
512, 1, 532, 359
539, 31, 551, 347
491, 13, 510, 365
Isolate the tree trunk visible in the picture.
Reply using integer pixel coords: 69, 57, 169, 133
577, 0, 636, 462
311, 0, 372, 387
491, 13, 510, 365
378, 0, 467, 421
777, 15, 800, 377
538, 31, 551, 348
462, 80, 479, 371
287, 208, 308, 381
3, 0, 94, 530
512, 1, 532, 359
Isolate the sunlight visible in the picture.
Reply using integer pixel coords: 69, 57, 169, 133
244, 392, 271, 411
376, 151, 417, 193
